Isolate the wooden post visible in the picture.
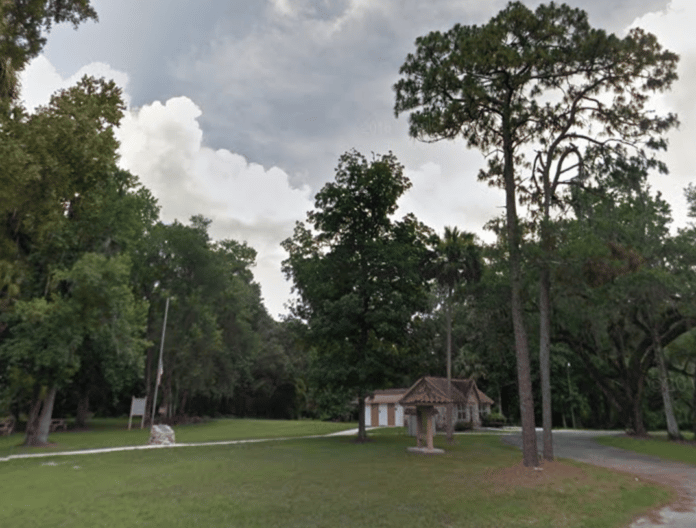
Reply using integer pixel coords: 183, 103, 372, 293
426, 409, 434, 450
416, 407, 423, 447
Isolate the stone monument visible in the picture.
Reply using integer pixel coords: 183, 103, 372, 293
149, 424, 175, 445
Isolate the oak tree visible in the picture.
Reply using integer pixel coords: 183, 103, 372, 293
282, 150, 432, 442
0, 0, 97, 103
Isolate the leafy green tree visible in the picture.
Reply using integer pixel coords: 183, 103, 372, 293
632, 270, 684, 439
0, 0, 96, 103
282, 150, 433, 441
1, 295, 80, 444
1, 252, 147, 445
553, 157, 693, 435
132, 216, 269, 422
664, 329, 696, 435
670, 185, 696, 435
524, 17, 677, 455
394, 1, 678, 464
1, 76, 125, 290
0, 76, 137, 445
49, 169, 159, 426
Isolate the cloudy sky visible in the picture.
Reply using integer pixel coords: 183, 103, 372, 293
19, 0, 695, 318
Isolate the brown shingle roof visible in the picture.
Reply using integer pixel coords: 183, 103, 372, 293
365, 389, 408, 405
474, 385, 494, 405
398, 377, 493, 407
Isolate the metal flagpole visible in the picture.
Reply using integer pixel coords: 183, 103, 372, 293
151, 297, 170, 426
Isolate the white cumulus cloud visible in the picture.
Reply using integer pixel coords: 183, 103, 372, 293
629, 0, 696, 228
116, 96, 315, 318
20, 55, 315, 318
20, 55, 130, 112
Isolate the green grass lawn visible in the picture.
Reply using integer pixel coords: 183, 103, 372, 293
0, 417, 357, 458
596, 433, 696, 466
0, 429, 670, 528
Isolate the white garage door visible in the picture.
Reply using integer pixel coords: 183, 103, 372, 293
395, 405, 404, 426
378, 404, 388, 426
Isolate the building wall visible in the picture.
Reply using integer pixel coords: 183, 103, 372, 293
365, 402, 405, 427
434, 401, 487, 428
367, 404, 378, 426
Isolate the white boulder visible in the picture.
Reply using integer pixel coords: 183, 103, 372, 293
149, 424, 175, 445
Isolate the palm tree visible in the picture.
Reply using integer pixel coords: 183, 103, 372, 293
433, 227, 481, 442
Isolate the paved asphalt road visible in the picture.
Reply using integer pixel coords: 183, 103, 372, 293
502, 430, 696, 527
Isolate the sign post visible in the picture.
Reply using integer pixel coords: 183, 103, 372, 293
128, 396, 147, 429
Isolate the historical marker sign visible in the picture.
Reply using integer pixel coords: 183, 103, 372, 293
129, 396, 147, 429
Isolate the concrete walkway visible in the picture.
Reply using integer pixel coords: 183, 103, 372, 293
502, 429, 696, 528
324, 426, 378, 436
0, 426, 385, 463
0, 428, 385, 463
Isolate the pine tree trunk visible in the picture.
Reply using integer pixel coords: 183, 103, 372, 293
510, 275, 538, 466
538, 165, 554, 461
503, 124, 538, 468
539, 265, 554, 460
446, 298, 454, 444
355, 303, 370, 443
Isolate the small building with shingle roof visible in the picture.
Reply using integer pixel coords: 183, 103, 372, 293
400, 377, 494, 430
399, 376, 494, 454
364, 388, 408, 427
363, 377, 494, 431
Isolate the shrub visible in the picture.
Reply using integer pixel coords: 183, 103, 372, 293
454, 420, 473, 432
481, 412, 506, 427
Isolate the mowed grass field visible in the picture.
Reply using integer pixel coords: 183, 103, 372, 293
596, 432, 696, 465
0, 423, 671, 528
0, 418, 357, 458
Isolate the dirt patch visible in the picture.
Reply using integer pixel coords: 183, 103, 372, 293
485, 460, 591, 489
581, 437, 694, 514
620, 470, 686, 526
485, 459, 678, 525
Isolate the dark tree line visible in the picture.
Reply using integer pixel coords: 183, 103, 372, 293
0, 1, 308, 445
